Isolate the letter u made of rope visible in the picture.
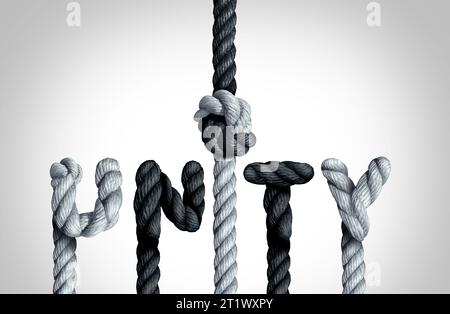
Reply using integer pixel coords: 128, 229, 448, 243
50, 157, 123, 294
321, 157, 391, 294
244, 161, 314, 294
133, 160, 205, 294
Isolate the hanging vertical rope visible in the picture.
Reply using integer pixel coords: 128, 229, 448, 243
244, 161, 314, 294
194, 0, 256, 294
133, 160, 205, 294
321, 157, 391, 294
212, 0, 237, 94
50, 157, 123, 294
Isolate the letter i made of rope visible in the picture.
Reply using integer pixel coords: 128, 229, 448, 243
321, 157, 391, 294
50, 157, 123, 294
133, 160, 205, 294
244, 161, 314, 294
193, 0, 256, 294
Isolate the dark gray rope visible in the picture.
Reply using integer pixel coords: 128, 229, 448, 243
194, 0, 256, 294
133, 160, 205, 294
244, 161, 314, 294
213, 0, 237, 94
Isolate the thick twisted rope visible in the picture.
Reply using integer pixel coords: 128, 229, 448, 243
194, 92, 255, 295
213, 0, 237, 94
50, 157, 122, 294
194, 0, 255, 294
133, 160, 205, 294
321, 157, 391, 294
244, 161, 314, 294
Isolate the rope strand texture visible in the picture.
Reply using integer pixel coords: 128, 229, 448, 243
321, 157, 391, 294
50, 157, 122, 294
194, 0, 254, 294
244, 161, 314, 294
194, 90, 255, 294
213, 0, 237, 94
133, 160, 205, 294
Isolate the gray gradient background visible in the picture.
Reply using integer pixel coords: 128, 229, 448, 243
0, 0, 449, 293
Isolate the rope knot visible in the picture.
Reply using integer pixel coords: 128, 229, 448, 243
194, 89, 256, 159
321, 157, 391, 242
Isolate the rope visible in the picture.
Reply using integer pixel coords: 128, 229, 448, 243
194, 0, 255, 294
133, 160, 205, 294
244, 161, 314, 294
50, 157, 123, 294
194, 86, 256, 296
213, 0, 237, 94
321, 157, 391, 294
